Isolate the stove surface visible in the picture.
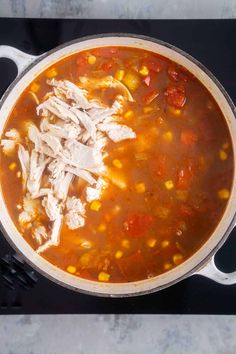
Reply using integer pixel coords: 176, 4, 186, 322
0, 18, 236, 314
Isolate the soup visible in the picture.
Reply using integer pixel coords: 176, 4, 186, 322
0, 46, 233, 283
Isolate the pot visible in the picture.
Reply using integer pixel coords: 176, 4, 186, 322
0, 34, 236, 297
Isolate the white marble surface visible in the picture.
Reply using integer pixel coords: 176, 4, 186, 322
0, 314, 236, 354
0, 0, 236, 19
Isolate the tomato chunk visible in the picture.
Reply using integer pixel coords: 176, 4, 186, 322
168, 65, 188, 82
144, 90, 159, 105
181, 130, 198, 145
144, 57, 163, 72
123, 213, 153, 237
165, 85, 186, 108
101, 59, 115, 71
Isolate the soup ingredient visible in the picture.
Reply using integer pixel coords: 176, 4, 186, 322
9, 78, 136, 253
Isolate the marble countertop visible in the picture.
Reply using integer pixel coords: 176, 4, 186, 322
0, 0, 236, 19
1, 314, 236, 354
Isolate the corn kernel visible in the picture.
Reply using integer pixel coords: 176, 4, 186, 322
161, 240, 170, 248
30, 82, 40, 93
163, 131, 173, 142
112, 159, 123, 169
218, 189, 230, 200
115, 69, 125, 81
143, 106, 153, 114
9, 162, 16, 171
46, 67, 58, 78
173, 253, 183, 265
164, 180, 174, 190
135, 182, 146, 193
121, 239, 130, 249
164, 262, 172, 270
219, 149, 228, 161
222, 142, 230, 150
115, 250, 123, 259
147, 238, 157, 248
139, 65, 149, 76
124, 110, 134, 119
98, 223, 107, 232
67, 265, 76, 274
90, 200, 102, 211
88, 55, 96, 64
16, 171, 21, 178
168, 106, 181, 116
176, 190, 188, 202
98, 271, 110, 282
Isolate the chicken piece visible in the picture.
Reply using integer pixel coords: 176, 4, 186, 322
40, 118, 81, 139
36, 214, 63, 253
5, 129, 20, 141
33, 225, 48, 245
27, 150, 51, 196
40, 132, 62, 155
23, 196, 42, 218
48, 79, 92, 109
28, 125, 57, 158
79, 76, 134, 102
65, 211, 85, 230
37, 96, 79, 124
71, 107, 96, 141
86, 177, 108, 202
1, 139, 16, 154
18, 144, 30, 184
18, 211, 31, 225
48, 158, 66, 179
97, 122, 136, 142
61, 140, 103, 173
42, 191, 61, 221
52, 171, 74, 200
66, 196, 85, 214
64, 166, 97, 185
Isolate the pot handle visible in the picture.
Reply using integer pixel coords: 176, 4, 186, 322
0, 45, 37, 75
194, 256, 236, 285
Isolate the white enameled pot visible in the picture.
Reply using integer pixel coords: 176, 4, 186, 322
0, 34, 236, 297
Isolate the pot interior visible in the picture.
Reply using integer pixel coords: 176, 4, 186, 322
0, 35, 236, 296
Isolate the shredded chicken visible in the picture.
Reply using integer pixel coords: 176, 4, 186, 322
2, 77, 136, 253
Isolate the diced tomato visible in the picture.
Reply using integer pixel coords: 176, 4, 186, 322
168, 66, 179, 81
152, 154, 167, 177
76, 56, 89, 76
144, 90, 159, 105
144, 57, 163, 73
144, 75, 151, 86
92, 47, 118, 58
181, 130, 198, 145
168, 65, 188, 82
116, 250, 147, 280
123, 213, 154, 237
176, 159, 195, 189
179, 204, 194, 216
101, 59, 115, 71
165, 85, 186, 108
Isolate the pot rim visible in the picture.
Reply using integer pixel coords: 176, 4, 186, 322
0, 33, 236, 297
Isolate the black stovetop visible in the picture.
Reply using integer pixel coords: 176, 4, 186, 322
0, 18, 236, 314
